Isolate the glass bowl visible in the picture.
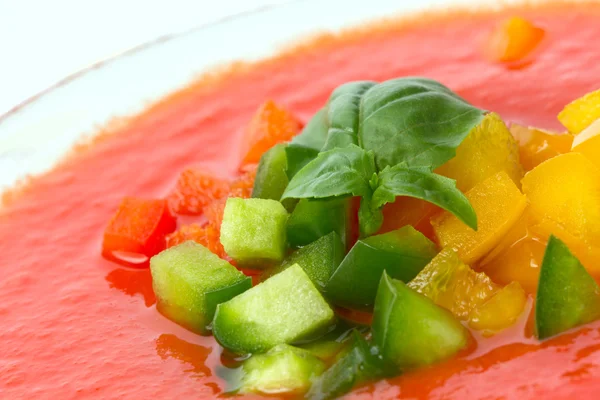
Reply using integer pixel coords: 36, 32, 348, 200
0, 0, 511, 192
2, 0, 597, 398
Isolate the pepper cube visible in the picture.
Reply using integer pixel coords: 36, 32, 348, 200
220, 198, 288, 267
102, 197, 176, 267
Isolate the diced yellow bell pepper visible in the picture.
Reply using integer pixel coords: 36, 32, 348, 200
558, 88, 600, 134
521, 152, 600, 246
478, 207, 542, 294
469, 281, 527, 337
480, 236, 545, 294
572, 119, 600, 170
432, 171, 527, 264
509, 123, 573, 171
408, 247, 499, 320
530, 219, 600, 277
486, 17, 545, 63
478, 207, 530, 266
436, 113, 523, 192
482, 204, 600, 293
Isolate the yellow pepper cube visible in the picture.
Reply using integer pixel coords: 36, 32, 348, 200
530, 220, 600, 277
436, 113, 523, 192
486, 17, 545, 63
521, 152, 600, 245
558, 88, 600, 134
572, 119, 600, 170
408, 247, 499, 320
478, 207, 531, 266
469, 281, 527, 337
478, 207, 542, 294
481, 236, 545, 295
432, 171, 527, 264
509, 123, 573, 171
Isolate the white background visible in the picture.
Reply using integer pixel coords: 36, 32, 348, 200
0, 0, 284, 116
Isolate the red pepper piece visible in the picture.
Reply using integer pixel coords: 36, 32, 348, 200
241, 101, 302, 165
168, 168, 230, 215
102, 197, 176, 267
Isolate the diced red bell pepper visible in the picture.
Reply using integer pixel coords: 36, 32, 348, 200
379, 196, 439, 242
229, 164, 258, 199
165, 223, 227, 259
204, 200, 227, 228
241, 101, 303, 165
168, 168, 230, 215
200, 166, 257, 228
102, 197, 177, 267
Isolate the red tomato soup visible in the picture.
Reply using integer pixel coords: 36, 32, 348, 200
2, 2, 600, 399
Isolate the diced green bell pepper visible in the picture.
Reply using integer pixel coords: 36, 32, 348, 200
213, 264, 335, 354
536, 235, 600, 339
325, 226, 437, 309
287, 197, 351, 248
252, 143, 289, 202
238, 344, 325, 395
306, 331, 384, 400
220, 198, 288, 268
372, 272, 469, 370
298, 319, 366, 361
150, 241, 251, 334
299, 340, 345, 363
269, 231, 344, 291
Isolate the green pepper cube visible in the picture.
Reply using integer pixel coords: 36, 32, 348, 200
325, 226, 437, 309
298, 319, 364, 361
238, 344, 325, 395
287, 198, 350, 248
299, 340, 346, 362
306, 331, 384, 400
220, 198, 288, 267
252, 144, 289, 202
213, 264, 335, 354
536, 235, 600, 340
372, 272, 469, 370
272, 232, 345, 291
150, 241, 251, 334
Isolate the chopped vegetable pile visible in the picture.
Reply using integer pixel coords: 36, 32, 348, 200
101, 72, 600, 398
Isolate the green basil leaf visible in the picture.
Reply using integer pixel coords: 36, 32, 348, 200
322, 81, 376, 151
359, 77, 486, 170
372, 164, 477, 230
285, 144, 320, 180
291, 108, 329, 150
358, 195, 384, 238
282, 145, 376, 200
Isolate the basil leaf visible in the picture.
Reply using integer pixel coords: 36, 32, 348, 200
358, 195, 384, 238
359, 77, 486, 170
372, 164, 477, 230
282, 145, 376, 200
285, 144, 319, 180
322, 81, 376, 151
292, 108, 329, 150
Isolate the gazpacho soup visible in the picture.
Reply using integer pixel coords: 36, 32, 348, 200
3, 1, 600, 399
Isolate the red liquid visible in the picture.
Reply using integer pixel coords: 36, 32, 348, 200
2, 3, 600, 399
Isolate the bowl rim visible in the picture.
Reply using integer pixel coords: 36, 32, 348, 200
0, 0, 570, 193
5, 0, 457, 193
0, 0, 549, 126
0, 1, 296, 125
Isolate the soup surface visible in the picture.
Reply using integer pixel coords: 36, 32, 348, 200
2, 2, 600, 399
